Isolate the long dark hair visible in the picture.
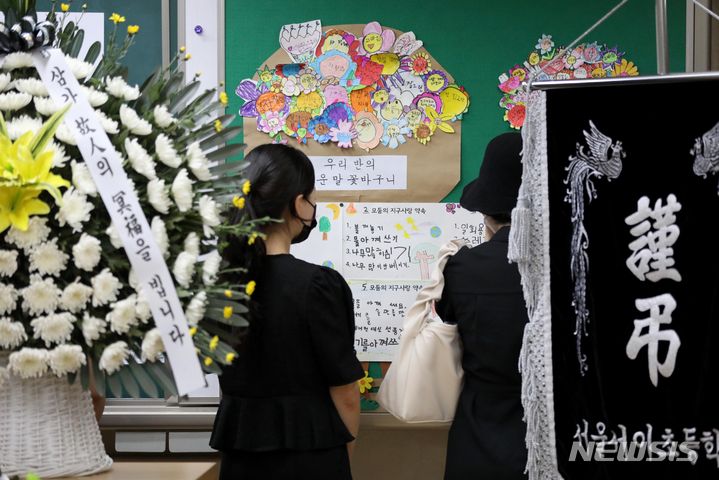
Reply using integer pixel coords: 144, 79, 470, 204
224, 143, 315, 291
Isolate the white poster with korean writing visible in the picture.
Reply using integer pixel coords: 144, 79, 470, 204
309, 156, 407, 191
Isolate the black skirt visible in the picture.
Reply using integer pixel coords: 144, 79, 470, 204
219, 445, 352, 480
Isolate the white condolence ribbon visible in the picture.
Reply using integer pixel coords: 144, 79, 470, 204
32, 49, 205, 395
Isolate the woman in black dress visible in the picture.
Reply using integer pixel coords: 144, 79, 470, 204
210, 144, 364, 479
437, 133, 529, 480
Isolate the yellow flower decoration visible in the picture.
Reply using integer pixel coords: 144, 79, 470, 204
224, 289, 233, 298
245, 280, 256, 296
204, 356, 213, 367
0, 109, 71, 233
591, 67, 608, 78
225, 352, 236, 363
189, 327, 198, 336
184, 53, 192, 61
358, 371, 374, 394
425, 107, 455, 134
214, 119, 223, 132
613, 59, 639, 77
242, 180, 251, 195
60, 3, 70, 12
223, 306, 233, 318
219, 91, 229, 106
413, 122, 434, 145
109, 13, 126, 24
127, 25, 140, 35
209, 335, 219, 351
180, 46, 186, 53
247, 232, 259, 245
232, 195, 245, 209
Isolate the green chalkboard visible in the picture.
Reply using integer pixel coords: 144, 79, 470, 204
37, 0, 172, 85
225, 0, 686, 201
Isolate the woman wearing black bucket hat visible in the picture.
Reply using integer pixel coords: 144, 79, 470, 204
437, 132, 529, 480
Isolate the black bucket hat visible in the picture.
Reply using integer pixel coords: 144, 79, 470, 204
459, 132, 523, 216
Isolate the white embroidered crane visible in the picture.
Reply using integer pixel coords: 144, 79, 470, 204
564, 120, 625, 375
691, 121, 719, 193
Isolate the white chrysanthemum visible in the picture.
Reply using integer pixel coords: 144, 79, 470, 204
5, 217, 51, 251
105, 76, 132, 99
80, 86, 109, 107
91, 268, 122, 307
128, 268, 139, 290
123, 84, 141, 101
7, 115, 42, 140
0, 317, 27, 349
153, 104, 176, 128
0, 72, 11, 90
72, 233, 102, 272
96, 109, 119, 134
141, 328, 165, 362
31, 312, 76, 347
48, 344, 86, 377
148, 178, 172, 214
135, 288, 152, 322
185, 291, 207, 325
13, 78, 49, 97
29, 239, 69, 277
60, 280, 94, 313
47, 141, 70, 168
105, 224, 123, 249
107, 295, 138, 334
155, 133, 182, 167
119, 104, 152, 135
199, 195, 221, 236
8, 348, 48, 379
187, 142, 212, 181
202, 250, 222, 286
0, 91, 32, 111
0, 283, 18, 315
184, 232, 200, 257
124, 137, 157, 180
34, 96, 60, 116
0, 249, 18, 277
55, 123, 78, 145
173, 251, 197, 288
171, 168, 194, 213
56, 188, 93, 232
151, 217, 170, 259
82, 313, 106, 346
2, 52, 33, 70
71, 160, 97, 196
22, 275, 61, 316
99, 341, 129, 375
65, 55, 94, 80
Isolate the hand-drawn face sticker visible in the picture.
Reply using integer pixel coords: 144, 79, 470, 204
412, 92, 442, 115
380, 99, 404, 121
371, 89, 390, 110
439, 85, 470, 120
321, 32, 351, 54
323, 84, 350, 106
413, 122, 433, 145
510, 66, 527, 81
363, 33, 383, 54
358, 21, 395, 55
294, 91, 324, 114
297, 67, 320, 94
528, 52, 541, 66
381, 118, 410, 149
255, 91, 289, 116
370, 52, 401, 76
591, 67, 607, 78
424, 70, 448, 93
602, 48, 619, 67
404, 108, 424, 131
354, 111, 384, 151
350, 87, 373, 113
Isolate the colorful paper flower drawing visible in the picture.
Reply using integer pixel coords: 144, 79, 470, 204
237, 21, 470, 150
498, 34, 638, 129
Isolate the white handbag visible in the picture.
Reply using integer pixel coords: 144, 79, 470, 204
377, 239, 465, 423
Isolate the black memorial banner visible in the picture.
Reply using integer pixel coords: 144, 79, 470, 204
514, 76, 719, 480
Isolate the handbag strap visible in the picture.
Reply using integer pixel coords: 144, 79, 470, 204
402, 239, 466, 339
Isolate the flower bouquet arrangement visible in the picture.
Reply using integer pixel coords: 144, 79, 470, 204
498, 34, 639, 129
0, 0, 255, 399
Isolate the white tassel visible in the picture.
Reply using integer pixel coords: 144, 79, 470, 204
509, 196, 532, 264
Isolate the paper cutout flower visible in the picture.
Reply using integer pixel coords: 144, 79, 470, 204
236, 79, 268, 118
424, 70, 448, 93
504, 103, 526, 130
381, 118, 410, 149
564, 47, 585, 70
281, 75, 301, 96
602, 47, 620, 67
582, 42, 602, 63
311, 50, 358, 86
591, 67, 608, 78
536, 34, 554, 55
283, 111, 312, 144
371, 88, 391, 110
297, 67, 321, 94
425, 107, 454, 134
409, 51, 431, 75
572, 66, 590, 79
404, 108, 425, 134
379, 99, 404, 121
499, 75, 522, 94
315, 28, 356, 56
358, 370, 374, 394
412, 92, 442, 115
354, 111, 384, 151
323, 102, 354, 125
258, 111, 285, 136
413, 122, 434, 145
528, 51, 541, 66
269, 80, 283, 94
308, 115, 335, 143
509, 66, 527, 82
613, 59, 638, 77
256, 65, 276, 88
358, 21, 395, 55
330, 120, 357, 148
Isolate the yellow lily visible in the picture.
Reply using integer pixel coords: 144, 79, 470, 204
424, 107, 455, 134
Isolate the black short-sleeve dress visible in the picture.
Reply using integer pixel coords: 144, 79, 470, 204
210, 254, 364, 480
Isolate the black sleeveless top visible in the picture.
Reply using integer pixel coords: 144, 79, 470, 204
210, 254, 364, 452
